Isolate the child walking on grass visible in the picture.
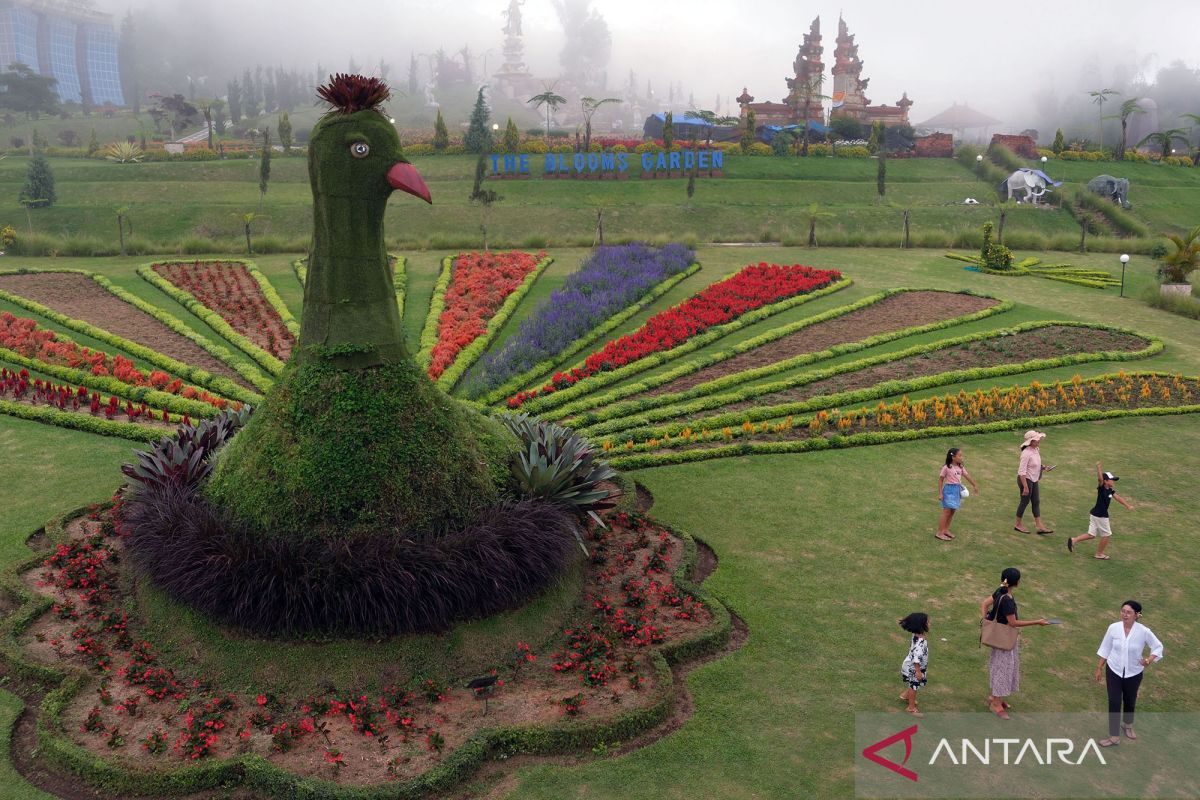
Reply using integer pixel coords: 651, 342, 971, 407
1069, 463, 1134, 560
898, 613, 930, 716
936, 447, 980, 541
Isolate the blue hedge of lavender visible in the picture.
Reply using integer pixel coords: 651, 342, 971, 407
461, 243, 694, 398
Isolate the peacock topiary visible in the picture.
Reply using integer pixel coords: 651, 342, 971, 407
123, 76, 585, 636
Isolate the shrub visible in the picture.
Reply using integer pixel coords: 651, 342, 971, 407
835, 145, 870, 158
521, 139, 549, 155
980, 222, 1013, 269
747, 142, 772, 156
634, 142, 662, 154
404, 143, 434, 156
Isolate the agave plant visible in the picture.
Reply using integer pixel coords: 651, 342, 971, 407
499, 413, 618, 553
104, 141, 144, 163
121, 407, 252, 492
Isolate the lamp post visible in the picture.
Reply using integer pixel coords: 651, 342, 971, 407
1040, 155, 1047, 171
1119, 253, 1130, 297
976, 154, 983, 163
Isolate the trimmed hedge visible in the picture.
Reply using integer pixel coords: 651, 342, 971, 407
246, 261, 300, 338
437, 256, 553, 392
479, 262, 702, 407
608, 400, 1200, 470
6, 503, 732, 799
0, 347, 220, 419
138, 263, 286, 377
598, 322, 1163, 445
563, 289, 1011, 428
0, 399, 167, 441
519, 276, 854, 417
416, 257, 454, 370
0, 279, 263, 402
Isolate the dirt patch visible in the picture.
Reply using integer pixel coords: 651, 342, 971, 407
0, 273, 251, 388
719, 326, 1148, 414
645, 291, 999, 397
635, 482, 655, 514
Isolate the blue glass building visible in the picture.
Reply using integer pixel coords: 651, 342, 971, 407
0, 0, 124, 106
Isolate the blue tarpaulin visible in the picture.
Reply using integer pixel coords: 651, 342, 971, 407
761, 122, 827, 142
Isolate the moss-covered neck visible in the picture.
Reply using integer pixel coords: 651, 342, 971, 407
297, 110, 408, 368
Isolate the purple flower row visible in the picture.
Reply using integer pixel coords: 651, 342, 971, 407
461, 243, 695, 398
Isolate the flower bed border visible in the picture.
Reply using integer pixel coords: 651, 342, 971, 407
437, 255, 553, 392
416, 257, 454, 370
564, 289, 1011, 429
0, 275, 262, 403
472, 261, 702, 406
137, 261, 289, 377
0, 503, 732, 798
0, 398, 166, 441
580, 320, 1158, 440
515, 276, 853, 416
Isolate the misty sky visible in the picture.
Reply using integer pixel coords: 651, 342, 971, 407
103, 0, 1199, 123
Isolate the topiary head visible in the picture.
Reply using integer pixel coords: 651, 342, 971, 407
310, 74, 431, 205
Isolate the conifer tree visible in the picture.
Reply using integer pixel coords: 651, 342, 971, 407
87, 128, 99, 155
464, 88, 492, 154
503, 116, 520, 153
258, 128, 271, 207
433, 108, 449, 151
740, 109, 756, 154
19, 154, 55, 208
1052, 128, 1065, 155
278, 112, 293, 152
408, 53, 419, 95
227, 79, 242, 124
875, 122, 887, 200
662, 111, 674, 150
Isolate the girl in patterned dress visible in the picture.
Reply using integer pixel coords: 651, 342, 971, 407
898, 613, 930, 716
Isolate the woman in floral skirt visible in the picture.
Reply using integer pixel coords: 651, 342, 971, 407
979, 567, 1049, 719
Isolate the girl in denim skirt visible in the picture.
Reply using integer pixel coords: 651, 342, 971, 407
936, 447, 979, 541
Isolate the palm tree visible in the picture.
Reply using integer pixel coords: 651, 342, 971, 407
580, 96, 619, 151
803, 202, 834, 247
1136, 128, 1190, 160
527, 83, 566, 139
1111, 98, 1144, 160
1158, 224, 1200, 285
1088, 88, 1118, 151
1181, 113, 1200, 167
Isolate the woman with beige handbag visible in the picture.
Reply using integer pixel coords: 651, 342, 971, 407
980, 567, 1049, 719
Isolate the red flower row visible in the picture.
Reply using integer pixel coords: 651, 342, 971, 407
153, 261, 294, 360
507, 262, 841, 407
0, 312, 226, 408
428, 251, 543, 380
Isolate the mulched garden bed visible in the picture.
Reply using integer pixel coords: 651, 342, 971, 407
718, 325, 1148, 415
13, 502, 723, 792
645, 291, 999, 397
0, 273, 251, 387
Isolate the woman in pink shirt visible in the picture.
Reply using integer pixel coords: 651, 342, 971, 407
936, 447, 979, 541
1014, 430, 1054, 534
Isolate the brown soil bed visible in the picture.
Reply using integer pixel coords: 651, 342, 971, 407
645, 291, 999, 397
718, 326, 1147, 415
11, 504, 728, 796
0, 273, 252, 388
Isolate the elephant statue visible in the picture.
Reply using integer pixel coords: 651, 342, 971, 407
1001, 168, 1061, 204
1086, 175, 1131, 209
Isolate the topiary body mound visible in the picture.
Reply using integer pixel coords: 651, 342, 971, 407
122, 76, 582, 636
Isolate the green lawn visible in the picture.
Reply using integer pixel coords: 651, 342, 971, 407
3, 153, 1180, 255
0, 246, 1197, 799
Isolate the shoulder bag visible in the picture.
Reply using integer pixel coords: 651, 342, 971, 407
980, 595, 1019, 651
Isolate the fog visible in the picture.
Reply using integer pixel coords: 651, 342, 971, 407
95, 0, 1199, 134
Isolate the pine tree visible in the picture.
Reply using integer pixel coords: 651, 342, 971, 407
433, 108, 449, 151
258, 128, 271, 207
1052, 128, 1065, 155
875, 122, 887, 200
19, 154, 55, 208
87, 128, 99, 155
243, 69, 259, 118
227, 79, 242, 124
740, 110, 756, 154
278, 112, 293, 152
464, 88, 492, 154
662, 111, 674, 150
502, 117, 520, 153
408, 53, 419, 95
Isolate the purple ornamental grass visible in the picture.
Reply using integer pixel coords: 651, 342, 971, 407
462, 243, 694, 397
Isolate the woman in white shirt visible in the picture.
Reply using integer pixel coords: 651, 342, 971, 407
1095, 600, 1164, 746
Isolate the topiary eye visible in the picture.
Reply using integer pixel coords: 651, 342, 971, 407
350, 142, 370, 158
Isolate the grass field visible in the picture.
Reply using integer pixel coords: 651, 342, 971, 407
4, 152, 1193, 256
0, 244, 1197, 798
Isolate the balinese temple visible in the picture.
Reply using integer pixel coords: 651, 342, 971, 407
738, 15, 912, 129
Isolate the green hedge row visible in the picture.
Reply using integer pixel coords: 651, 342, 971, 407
416, 257, 454, 370
437, 256, 553, 392
0, 398, 161, 441
567, 290, 1011, 429
246, 261, 300, 338
0, 346, 219, 419
608, 400, 1200, 470
291, 257, 307, 287
7, 503, 732, 799
478, 263, 702, 407
138, 263, 286, 377
0, 280, 262, 403
598, 322, 1163, 446
521, 277, 854, 418
1066, 185, 1152, 239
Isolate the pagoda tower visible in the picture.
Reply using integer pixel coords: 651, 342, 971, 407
830, 15, 869, 120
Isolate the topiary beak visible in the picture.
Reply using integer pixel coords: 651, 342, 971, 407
387, 162, 432, 204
